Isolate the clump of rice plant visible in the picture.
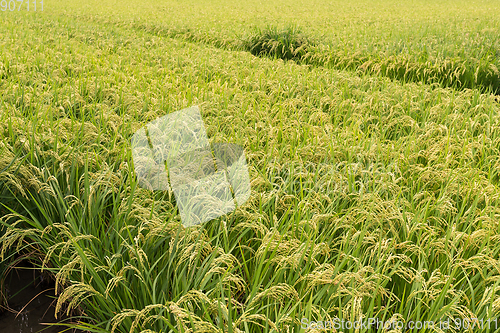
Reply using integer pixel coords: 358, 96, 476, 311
243, 25, 313, 62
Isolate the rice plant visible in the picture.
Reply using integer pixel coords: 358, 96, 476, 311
243, 26, 313, 62
1, 2, 500, 333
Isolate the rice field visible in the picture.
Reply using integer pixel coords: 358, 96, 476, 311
1, 0, 500, 332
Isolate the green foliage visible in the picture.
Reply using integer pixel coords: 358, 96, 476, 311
243, 26, 313, 62
1, 2, 500, 333
56, 1, 500, 94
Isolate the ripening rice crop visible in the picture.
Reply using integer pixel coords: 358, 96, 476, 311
48, 0, 500, 94
1, 1, 500, 333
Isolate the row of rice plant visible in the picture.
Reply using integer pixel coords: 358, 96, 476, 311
1, 4, 500, 333
45, 0, 500, 93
